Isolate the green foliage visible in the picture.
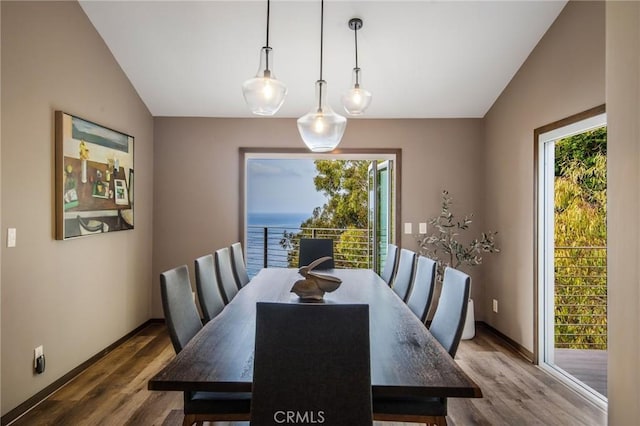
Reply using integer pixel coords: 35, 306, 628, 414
553, 129, 607, 350
300, 160, 369, 229
416, 190, 499, 283
280, 160, 371, 268
554, 127, 606, 177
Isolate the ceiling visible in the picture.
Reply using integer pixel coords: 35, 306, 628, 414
79, 1, 567, 119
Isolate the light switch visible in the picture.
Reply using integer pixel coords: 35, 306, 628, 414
7, 228, 16, 247
419, 223, 427, 234
404, 223, 412, 234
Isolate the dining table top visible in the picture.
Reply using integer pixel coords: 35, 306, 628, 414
148, 267, 482, 399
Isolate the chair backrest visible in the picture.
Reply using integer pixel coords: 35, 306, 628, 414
406, 255, 437, 323
251, 302, 372, 425
392, 249, 417, 301
214, 247, 239, 305
380, 243, 399, 285
160, 265, 203, 354
194, 254, 226, 323
429, 267, 471, 358
230, 242, 250, 289
298, 238, 335, 269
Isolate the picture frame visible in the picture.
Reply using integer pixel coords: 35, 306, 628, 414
55, 111, 134, 239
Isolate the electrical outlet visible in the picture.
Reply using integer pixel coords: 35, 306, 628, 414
492, 299, 498, 313
34, 345, 45, 374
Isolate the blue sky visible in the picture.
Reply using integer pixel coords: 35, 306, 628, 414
247, 158, 328, 214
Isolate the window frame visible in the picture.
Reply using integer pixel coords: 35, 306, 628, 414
239, 147, 402, 266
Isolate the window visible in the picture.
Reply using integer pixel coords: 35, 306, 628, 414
240, 149, 400, 277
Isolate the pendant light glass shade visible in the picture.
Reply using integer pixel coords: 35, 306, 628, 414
242, 46, 287, 116
342, 67, 372, 115
297, 80, 347, 152
242, 0, 287, 116
298, 0, 346, 152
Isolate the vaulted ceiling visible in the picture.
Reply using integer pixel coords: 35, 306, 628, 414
80, 1, 567, 118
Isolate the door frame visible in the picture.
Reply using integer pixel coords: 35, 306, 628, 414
369, 159, 393, 273
239, 148, 402, 264
533, 104, 606, 365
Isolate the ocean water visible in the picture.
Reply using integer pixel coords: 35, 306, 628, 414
246, 212, 310, 277
248, 212, 310, 228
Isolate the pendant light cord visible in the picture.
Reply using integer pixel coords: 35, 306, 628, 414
317, 0, 324, 111
320, 0, 324, 81
354, 24, 359, 70
266, 0, 271, 47
265, 0, 271, 72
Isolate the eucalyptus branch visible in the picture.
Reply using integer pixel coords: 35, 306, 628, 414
416, 190, 500, 283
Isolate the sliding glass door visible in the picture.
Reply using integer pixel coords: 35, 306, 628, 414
536, 108, 607, 407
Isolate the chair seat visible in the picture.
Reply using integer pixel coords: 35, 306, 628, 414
184, 391, 252, 415
373, 396, 447, 417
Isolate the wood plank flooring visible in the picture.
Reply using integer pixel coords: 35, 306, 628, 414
9, 323, 606, 426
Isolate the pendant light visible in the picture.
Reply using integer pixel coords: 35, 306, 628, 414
297, 0, 347, 153
341, 18, 372, 115
242, 0, 287, 116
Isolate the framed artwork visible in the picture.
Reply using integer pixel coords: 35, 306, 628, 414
55, 111, 135, 239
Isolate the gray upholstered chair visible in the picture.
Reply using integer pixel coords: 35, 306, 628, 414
160, 265, 202, 354
251, 302, 372, 425
194, 254, 226, 323
373, 267, 470, 424
391, 248, 417, 302
380, 243, 399, 286
406, 256, 437, 324
230, 242, 250, 289
160, 265, 251, 425
429, 266, 471, 357
214, 247, 239, 305
298, 238, 335, 269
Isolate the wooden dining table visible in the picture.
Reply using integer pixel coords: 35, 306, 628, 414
148, 267, 482, 400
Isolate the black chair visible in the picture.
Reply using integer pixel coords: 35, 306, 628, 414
230, 242, 250, 289
160, 265, 250, 426
373, 266, 471, 424
214, 247, 239, 305
251, 302, 372, 425
194, 254, 226, 323
406, 256, 437, 324
380, 243, 399, 286
298, 238, 335, 269
391, 248, 417, 301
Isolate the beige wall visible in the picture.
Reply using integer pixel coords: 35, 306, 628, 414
152, 117, 484, 317
482, 1, 605, 351
1, 1, 153, 414
606, 1, 640, 423
4, 0, 636, 420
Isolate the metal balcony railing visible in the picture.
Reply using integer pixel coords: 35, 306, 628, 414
554, 246, 607, 350
246, 226, 376, 278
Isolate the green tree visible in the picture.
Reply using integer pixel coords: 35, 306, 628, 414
554, 127, 607, 350
300, 160, 369, 229
281, 160, 371, 267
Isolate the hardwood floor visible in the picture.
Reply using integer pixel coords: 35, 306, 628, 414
10, 323, 606, 426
